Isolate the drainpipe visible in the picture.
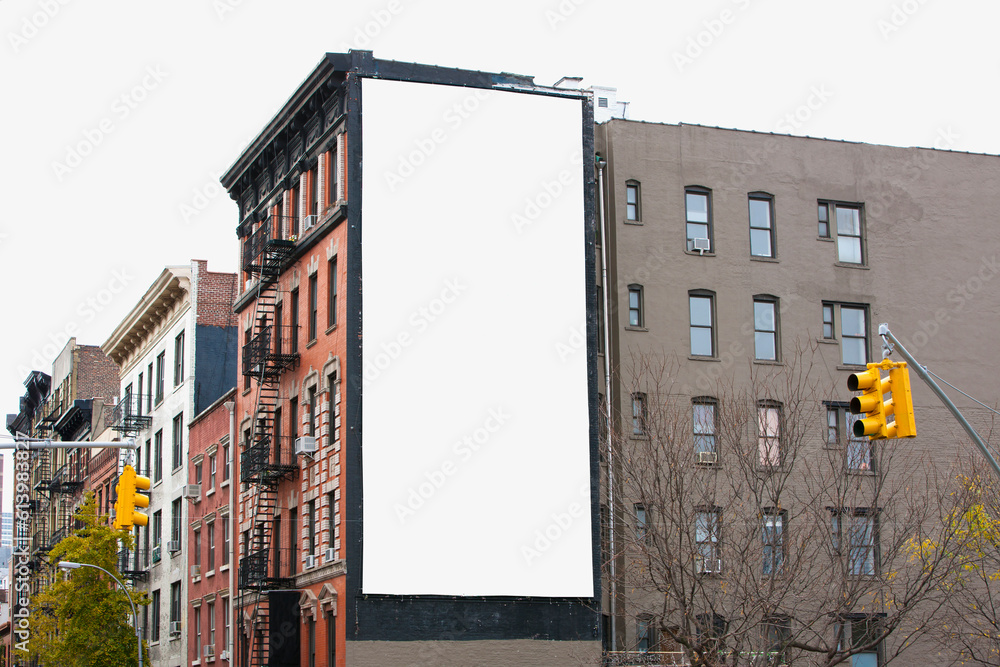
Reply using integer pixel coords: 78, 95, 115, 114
224, 398, 236, 664
596, 154, 616, 651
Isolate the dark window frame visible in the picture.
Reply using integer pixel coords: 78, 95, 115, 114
685, 186, 713, 253
173, 331, 185, 387
819, 200, 866, 265
748, 192, 776, 258
625, 180, 642, 223
689, 290, 717, 358
693, 397, 718, 457
753, 295, 780, 362
627, 284, 644, 328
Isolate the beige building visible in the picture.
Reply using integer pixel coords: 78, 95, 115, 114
595, 120, 1000, 666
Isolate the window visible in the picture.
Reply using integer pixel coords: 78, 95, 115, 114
823, 303, 869, 365
290, 507, 298, 574
194, 605, 202, 654
625, 180, 641, 222
208, 600, 216, 648
308, 273, 318, 341
636, 614, 655, 652
685, 187, 712, 251
328, 491, 337, 543
209, 454, 217, 489
327, 609, 336, 667
290, 288, 300, 354
763, 615, 791, 665
147, 363, 153, 410
819, 201, 865, 264
689, 292, 716, 357
288, 186, 299, 237
274, 303, 283, 355
170, 581, 181, 625
172, 413, 183, 471
154, 430, 163, 482
195, 462, 202, 485
223, 598, 230, 655
151, 590, 160, 641
308, 616, 316, 667
328, 372, 337, 446
308, 387, 316, 437
841, 616, 882, 667
328, 256, 338, 329
631, 393, 647, 436
826, 405, 842, 447
222, 442, 230, 481
758, 402, 782, 467
173, 331, 185, 387
171, 498, 182, 543
137, 373, 144, 416
695, 509, 721, 571
326, 147, 339, 207
762, 510, 785, 575
223, 518, 230, 565
832, 509, 878, 576
634, 503, 647, 544
243, 327, 252, 391
753, 297, 778, 361
155, 352, 165, 402
307, 500, 316, 555
194, 528, 201, 567
847, 413, 873, 472
748, 193, 775, 257
290, 397, 298, 441
696, 613, 727, 658
208, 521, 215, 570
153, 510, 162, 549
627, 284, 644, 328
693, 398, 717, 456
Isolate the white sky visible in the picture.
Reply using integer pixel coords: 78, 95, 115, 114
3, 0, 999, 511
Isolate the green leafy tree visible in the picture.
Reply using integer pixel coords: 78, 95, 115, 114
27, 492, 149, 667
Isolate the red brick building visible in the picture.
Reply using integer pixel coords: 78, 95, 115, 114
187, 388, 236, 666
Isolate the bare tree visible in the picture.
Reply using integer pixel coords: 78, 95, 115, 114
607, 343, 973, 667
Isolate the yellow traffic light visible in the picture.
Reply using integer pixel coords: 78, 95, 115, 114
848, 360, 917, 440
113, 464, 151, 530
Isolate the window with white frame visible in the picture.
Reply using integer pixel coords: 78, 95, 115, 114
632, 393, 647, 436
819, 201, 865, 264
748, 193, 775, 258
758, 402, 782, 467
685, 187, 712, 252
693, 398, 717, 457
762, 510, 785, 576
754, 297, 779, 361
626, 180, 641, 222
823, 302, 869, 366
695, 508, 721, 571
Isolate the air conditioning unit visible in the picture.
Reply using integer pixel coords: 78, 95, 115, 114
182, 484, 201, 501
204, 644, 215, 659
302, 214, 319, 230
167, 540, 181, 553
698, 558, 722, 574
324, 547, 336, 563
151, 545, 161, 563
691, 237, 711, 253
295, 436, 317, 456
219, 650, 229, 661
169, 620, 182, 635
697, 451, 718, 465
305, 554, 316, 569
190, 564, 202, 578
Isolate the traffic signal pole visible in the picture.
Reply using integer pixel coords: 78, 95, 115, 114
879, 323, 1000, 482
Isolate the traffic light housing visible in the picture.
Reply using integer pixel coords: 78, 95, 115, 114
113, 464, 151, 530
848, 360, 917, 440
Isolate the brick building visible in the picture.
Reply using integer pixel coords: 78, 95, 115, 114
102, 260, 238, 667
187, 388, 236, 666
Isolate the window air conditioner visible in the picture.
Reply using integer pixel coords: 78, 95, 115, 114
324, 547, 336, 563
169, 620, 182, 635
697, 451, 718, 465
295, 436, 317, 456
219, 650, 229, 661
167, 540, 181, 553
305, 554, 316, 570
698, 558, 722, 574
691, 237, 711, 253
204, 645, 215, 658
190, 564, 202, 578
303, 214, 319, 230
183, 484, 201, 501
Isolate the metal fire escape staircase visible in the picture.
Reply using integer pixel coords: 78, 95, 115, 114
239, 216, 298, 667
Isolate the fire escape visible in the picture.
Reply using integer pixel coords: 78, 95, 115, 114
112, 391, 152, 578
238, 212, 299, 667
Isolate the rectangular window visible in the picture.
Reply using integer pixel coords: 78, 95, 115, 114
171, 498, 182, 543
153, 510, 162, 548
308, 387, 316, 437
223, 518, 231, 565
823, 304, 835, 339
764, 616, 791, 665
328, 256, 338, 329
689, 293, 715, 357
844, 616, 882, 666
222, 442, 230, 481
290, 507, 298, 574
328, 491, 337, 545
172, 413, 183, 471
841, 306, 868, 366
753, 298, 778, 361
243, 328, 252, 391
223, 598, 230, 653
637, 615, 654, 652
826, 406, 841, 447
748, 194, 775, 257
288, 186, 299, 237
136, 373, 144, 416
173, 331, 185, 387
290, 288, 300, 354
195, 462, 202, 485
758, 403, 781, 467
685, 187, 712, 251
634, 503, 647, 544
847, 413, 873, 472
151, 590, 160, 642
208, 600, 216, 647
308, 616, 316, 667
307, 500, 316, 554
626, 181, 641, 222
693, 399, 717, 455
290, 397, 298, 440
170, 581, 181, 623
818, 203, 830, 238
194, 528, 201, 566
833, 509, 878, 576
327, 610, 336, 666
155, 352, 165, 402
327, 148, 339, 207
208, 522, 215, 570
274, 303, 283, 355
835, 204, 864, 264
631, 393, 647, 436
209, 454, 217, 489
695, 509, 721, 571
194, 604, 202, 652
308, 273, 318, 341
147, 363, 153, 410
762, 510, 785, 575
628, 284, 643, 328
328, 373, 337, 447
154, 430, 163, 482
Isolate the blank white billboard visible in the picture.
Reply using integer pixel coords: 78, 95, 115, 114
361, 78, 593, 597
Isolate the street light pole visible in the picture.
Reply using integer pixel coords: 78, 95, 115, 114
58, 561, 143, 667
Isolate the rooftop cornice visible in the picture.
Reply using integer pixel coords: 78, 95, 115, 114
102, 266, 192, 366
